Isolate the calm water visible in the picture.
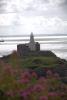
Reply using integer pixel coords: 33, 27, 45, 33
0, 35, 67, 60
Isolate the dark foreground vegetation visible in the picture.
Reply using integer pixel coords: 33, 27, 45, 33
0, 51, 67, 100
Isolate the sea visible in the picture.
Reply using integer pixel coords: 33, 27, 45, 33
0, 34, 67, 60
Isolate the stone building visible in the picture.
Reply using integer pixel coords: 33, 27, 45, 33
17, 33, 56, 57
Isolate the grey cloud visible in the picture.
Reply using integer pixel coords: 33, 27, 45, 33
24, 0, 49, 11
58, 0, 67, 15
0, 0, 7, 13
60, 0, 67, 5
22, 0, 66, 20
43, 0, 67, 7
38, 0, 49, 3
61, 0, 67, 10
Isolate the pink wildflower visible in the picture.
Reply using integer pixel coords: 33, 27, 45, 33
6, 90, 14, 97
39, 96, 48, 100
32, 84, 44, 92
18, 78, 29, 84
4, 64, 14, 75
46, 70, 52, 76
31, 71, 37, 78
38, 77, 47, 84
48, 92, 58, 97
20, 71, 31, 80
20, 88, 31, 99
54, 73, 60, 79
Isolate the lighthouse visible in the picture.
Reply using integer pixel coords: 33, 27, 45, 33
29, 32, 36, 51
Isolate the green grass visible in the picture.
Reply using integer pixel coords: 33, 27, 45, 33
7, 56, 59, 69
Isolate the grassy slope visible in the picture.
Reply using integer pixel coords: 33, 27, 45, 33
1, 51, 67, 69
1, 52, 67, 83
18, 56, 59, 68
4, 55, 61, 69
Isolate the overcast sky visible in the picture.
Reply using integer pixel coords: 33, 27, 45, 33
0, 0, 67, 35
0, 0, 67, 59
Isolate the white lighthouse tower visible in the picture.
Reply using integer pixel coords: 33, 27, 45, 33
29, 32, 36, 51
